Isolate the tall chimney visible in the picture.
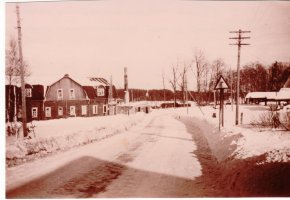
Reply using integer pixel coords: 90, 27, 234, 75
124, 67, 128, 91
124, 67, 129, 104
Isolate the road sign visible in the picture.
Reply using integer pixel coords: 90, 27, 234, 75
214, 75, 229, 131
214, 76, 229, 90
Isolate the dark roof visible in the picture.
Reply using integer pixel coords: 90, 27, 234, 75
5, 84, 44, 100
88, 77, 110, 85
82, 86, 97, 99
284, 75, 290, 88
25, 84, 33, 88
31, 84, 45, 100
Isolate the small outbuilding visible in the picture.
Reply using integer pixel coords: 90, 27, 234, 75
245, 75, 290, 105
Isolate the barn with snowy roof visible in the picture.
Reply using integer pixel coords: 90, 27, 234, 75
245, 75, 290, 105
276, 75, 290, 103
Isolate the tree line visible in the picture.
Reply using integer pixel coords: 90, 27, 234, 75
6, 38, 290, 106
115, 51, 290, 105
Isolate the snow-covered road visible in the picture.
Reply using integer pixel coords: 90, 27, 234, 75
6, 112, 202, 198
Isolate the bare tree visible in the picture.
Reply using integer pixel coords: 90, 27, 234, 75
209, 58, 226, 106
162, 71, 166, 102
193, 50, 208, 93
6, 39, 19, 86
169, 63, 179, 107
6, 38, 30, 85
190, 50, 209, 105
5, 38, 30, 123
178, 62, 189, 105
210, 58, 226, 89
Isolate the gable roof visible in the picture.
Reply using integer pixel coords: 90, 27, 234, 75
283, 75, 290, 88
245, 92, 277, 99
88, 77, 110, 85
75, 77, 111, 87
277, 88, 290, 100
82, 86, 97, 99
45, 74, 88, 99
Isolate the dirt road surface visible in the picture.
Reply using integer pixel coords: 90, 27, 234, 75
6, 112, 226, 198
7, 111, 290, 198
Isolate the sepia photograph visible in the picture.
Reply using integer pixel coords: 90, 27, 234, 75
3, 0, 290, 198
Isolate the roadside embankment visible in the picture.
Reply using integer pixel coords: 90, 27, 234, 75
179, 115, 290, 197
6, 112, 154, 167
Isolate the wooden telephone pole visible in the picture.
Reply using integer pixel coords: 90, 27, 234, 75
229, 29, 250, 125
16, 4, 28, 137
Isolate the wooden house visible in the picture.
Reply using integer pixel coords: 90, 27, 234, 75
44, 74, 117, 120
26, 84, 45, 121
5, 84, 45, 122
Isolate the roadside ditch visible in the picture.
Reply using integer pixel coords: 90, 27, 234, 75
179, 116, 290, 197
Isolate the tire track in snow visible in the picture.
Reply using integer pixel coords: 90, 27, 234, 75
51, 116, 162, 197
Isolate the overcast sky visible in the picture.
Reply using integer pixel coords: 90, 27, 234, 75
5, 0, 290, 90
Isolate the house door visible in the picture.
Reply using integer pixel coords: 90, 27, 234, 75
70, 106, 76, 116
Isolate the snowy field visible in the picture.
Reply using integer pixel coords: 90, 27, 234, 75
172, 103, 290, 164
6, 102, 290, 165
6, 112, 152, 160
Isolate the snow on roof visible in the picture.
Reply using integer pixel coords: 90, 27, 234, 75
276, 88, 290, 100
246, 88, 290, 100
245, 92, 277, 99
74, 76, 110, 87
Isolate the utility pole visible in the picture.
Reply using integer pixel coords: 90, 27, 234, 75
108, 75, 113, 115
229, 29, 250, 125
16, 4, 28, 137
185, 72, 189, 114
124, 67, 129, 104
230, 66, 233, 111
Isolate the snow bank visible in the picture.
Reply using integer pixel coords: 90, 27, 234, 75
6, 102, 290, 165
194, 104, 290, 164
163, 103, 290, 164
6, 113, 149, 161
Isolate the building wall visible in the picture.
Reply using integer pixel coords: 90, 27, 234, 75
43, 99, 107, 120
5, 84, 45, 123
30, 100, 44, 121
88, 99, 107, 116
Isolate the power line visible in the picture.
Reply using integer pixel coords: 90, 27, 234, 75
229, 29, 250, 125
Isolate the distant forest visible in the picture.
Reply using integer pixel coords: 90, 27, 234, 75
117, 61, 290, 104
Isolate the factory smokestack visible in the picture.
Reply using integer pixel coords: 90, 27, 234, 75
124, 67, 128, 91
124, 67, 129, 104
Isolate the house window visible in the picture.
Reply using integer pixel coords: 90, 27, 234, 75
70, 106, 76, 116
103, 105, 107, 114
58, 107, 63, 116
57, 89, 63, 99
97, 87, 105, 96
25, 88, 32, 97
92, 105, 98, 114
32, 107, 38, 118
81, 105, 87, 115
69, 89, 75, 99
45, 107, 51, 117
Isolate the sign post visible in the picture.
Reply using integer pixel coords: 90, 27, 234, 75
214, 76, 229, 131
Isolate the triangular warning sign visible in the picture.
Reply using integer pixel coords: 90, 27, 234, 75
214, 75, 229, 90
